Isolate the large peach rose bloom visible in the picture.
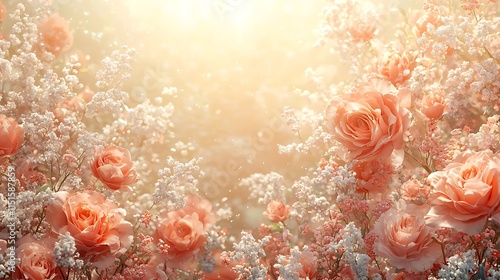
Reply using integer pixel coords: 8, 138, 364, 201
14, 235, 62, 280
154, 210, 207, 264
373, 205, 441, 273
91, 145, 137, 191
426, 150, 500, 235
326, 80, 411, 163
0, 114, 24, 157
45, 190, 133, 268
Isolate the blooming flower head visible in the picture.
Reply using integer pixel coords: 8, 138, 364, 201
154, 210, 207, 265
180, 195, 217, 228
38, 14, 73, 57
409, 10, 441, 37
373, 204, 441, 273
376, 49, 416, 86
426, 150, 500, 235
400, 179, 429, 203
420, 93, 446, 120
353, 159, 394, 193
348, 22, 377, 43
45, 190, 133, 268
91, 145, 137, 191
0, 114, 24, 157
263, 200, 291, 223
297, 250, 318, 279
14, 235, 62, 280
325, 80, 411, 164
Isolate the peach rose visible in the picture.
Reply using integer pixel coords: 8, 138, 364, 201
180, 195, 216, 228
203, 252, 238, 280
91, 145, 137, 191
420, 93, 446, 119
353, 160, 393, 193
45, 190, 133, 268
325, 81, 411, 163
297, 250, 318, 279
409, 10, 440, 37
0, 114, 24, 157
0, 239, 6, 255
38, 14, 73, 57
376, 50, 416, 86
14, 235, 62, 280
348, 23, 377, 43
373, 205, 441, 273
401, 179, 429, 203
154, 210, 206, 264
263, 200, 290, 223
426, 150, 500, 235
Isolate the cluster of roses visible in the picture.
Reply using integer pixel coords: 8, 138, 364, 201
0, 114, 220, 279
316, 10, 500, 278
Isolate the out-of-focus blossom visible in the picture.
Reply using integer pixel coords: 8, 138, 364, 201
0, 114, 24, 157
409, 10, 440, 37
297, 250, 318, 279
0, 1, 6, 23
38, 14, 73, 57
348, 23, 377, 43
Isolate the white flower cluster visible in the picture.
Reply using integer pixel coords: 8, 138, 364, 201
468, 115, 500, 151
21, 112, 62, 165
274, 246, 302, 280
329, 222, 370, 280
278, 111, 332, 156
103, 99, 175, 147
0, 189, 54, 236
438, 250, 477, 280
152, 157, 203, 210
281, 106, 301, 135
230, 231, 271, 280
241, 172, 287, 205
86, 46, 136, 118
331, 163, 357, 201
53, 232, 84, 269
290, 174, 331, 224
315, 0, 380, 75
